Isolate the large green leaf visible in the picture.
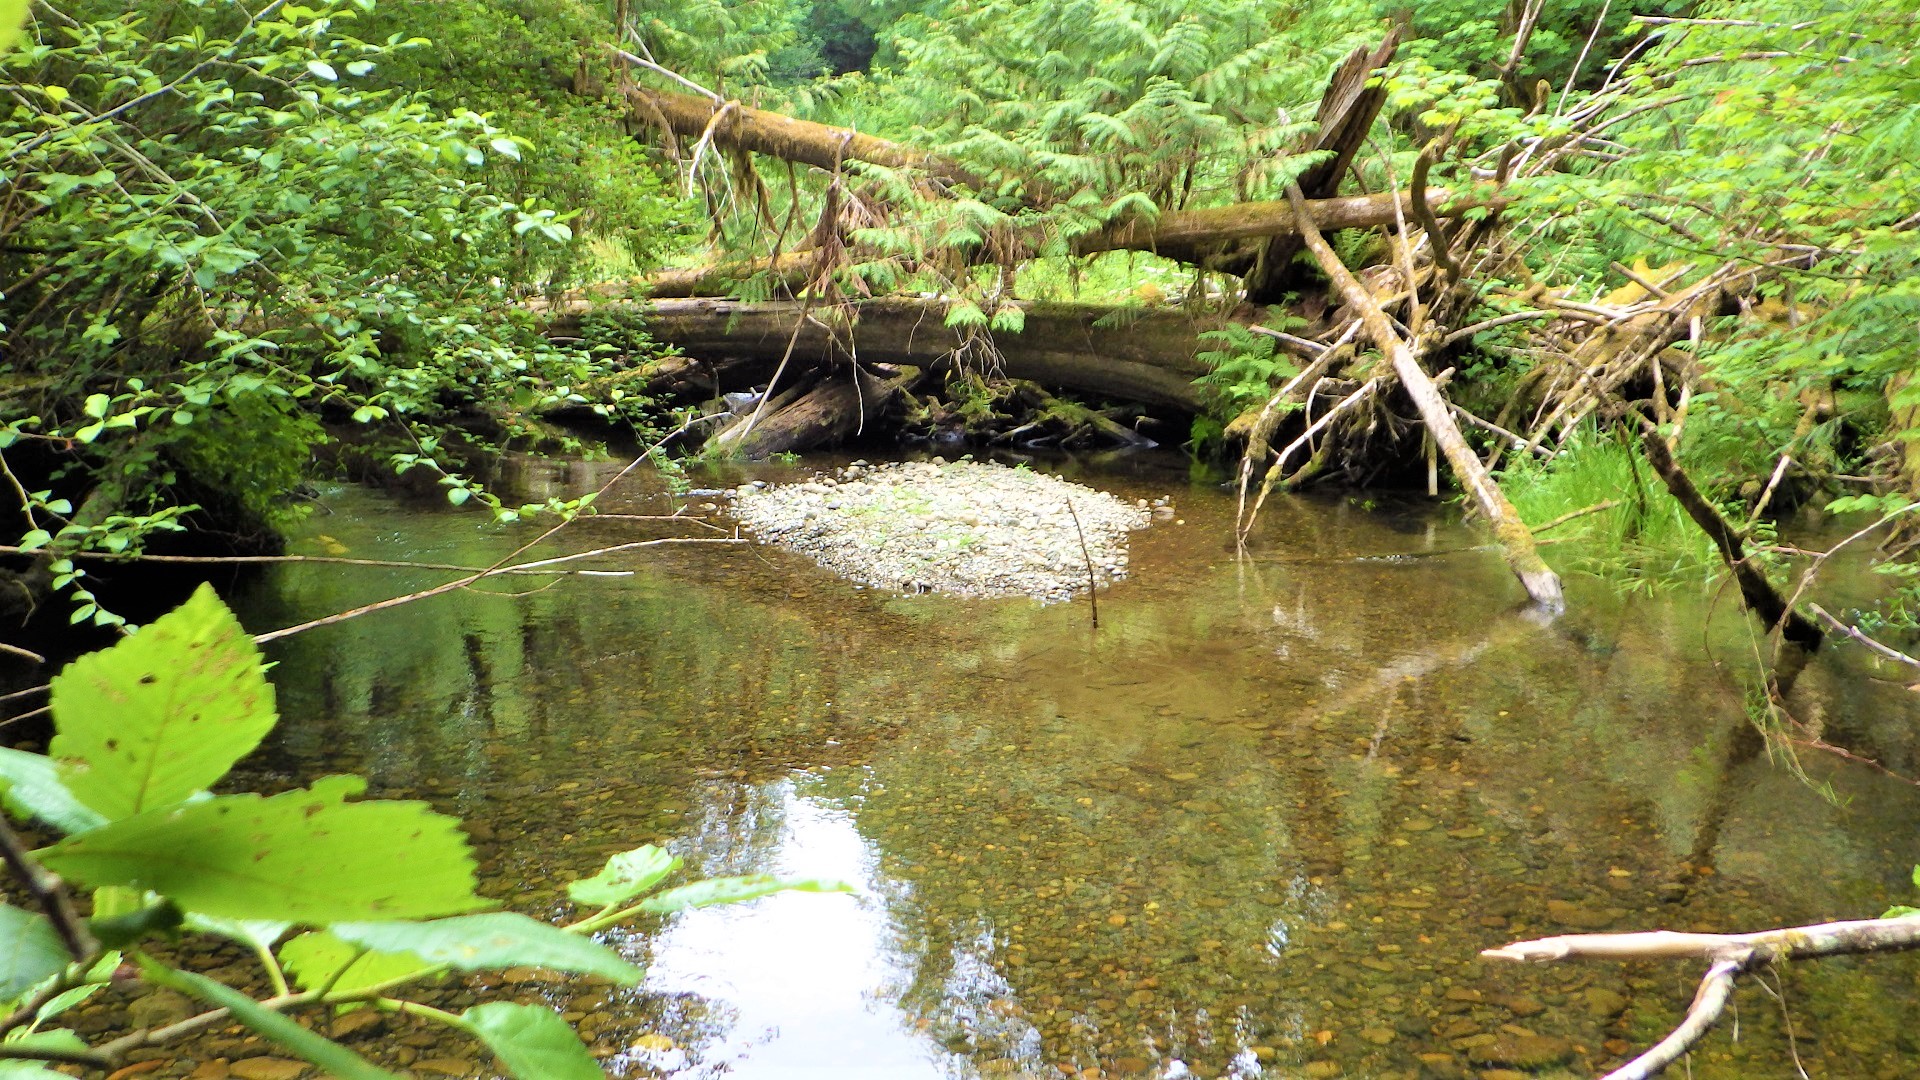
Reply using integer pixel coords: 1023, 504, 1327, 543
638, 874, 852, 915
39, 777, 487, 923
330, 913, 641, 985
460, 1002, 606, 1080
278, 930, 436, 996
140, 961, 400, 1080
0, 903, 69, 999
0, 1063, 63, 1078
0, 0, 25, 53
49, 583, 276, 821
567, 845, 678, 907
0, 748, 106, 835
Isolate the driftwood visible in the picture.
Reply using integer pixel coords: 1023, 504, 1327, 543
1485, 914, 1920, 1080
1286, 183, 1565, 613
546, 297, 1221, 413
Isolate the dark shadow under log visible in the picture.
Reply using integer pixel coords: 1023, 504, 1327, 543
707, 365, 922, 458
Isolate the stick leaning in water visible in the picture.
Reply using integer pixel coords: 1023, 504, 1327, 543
1063, 497, 1098, 629
1284, 182, 1565, 614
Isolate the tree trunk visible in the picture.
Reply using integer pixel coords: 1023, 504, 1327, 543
1242, 32, 1401, 303
545, 297, 1220, 414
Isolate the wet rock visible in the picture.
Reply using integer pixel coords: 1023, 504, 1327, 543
187, 1063, 231, 1080
1466, 1035, 1574, 1069
1360, 1027, 1397, 1045
414, 1059, 477, 1076
1303, 1063, 1342, 1078
229, 1059, 307, 1080
128, 989, 194, 1030
1583, 987, 1629, 1019
1490, 993, 1544, 1018
1545, 899, 1614, 930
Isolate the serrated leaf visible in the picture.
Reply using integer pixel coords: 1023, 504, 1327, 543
638, 875, 851, 915
140, 960, 399, 1080
567, 846, 677, 907
330, 913, 640, 985
278, 930, 435, 995
461, 1002, 606, 1080
0, 748, 107, 834
0, 903, 69, 999
39, 778, 487, 923
49, 583, 275, 821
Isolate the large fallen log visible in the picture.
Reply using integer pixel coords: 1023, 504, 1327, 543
546, 297, 1220, 413
707, 365, 922, 458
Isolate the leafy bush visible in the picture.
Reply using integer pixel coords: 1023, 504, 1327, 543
0, 585, 844, 1076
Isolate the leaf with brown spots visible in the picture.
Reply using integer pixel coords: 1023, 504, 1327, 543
39, 776, 490, 922
49, 584, 276, 822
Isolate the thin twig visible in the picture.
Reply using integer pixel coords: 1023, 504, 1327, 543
1063, 498, 1098, 629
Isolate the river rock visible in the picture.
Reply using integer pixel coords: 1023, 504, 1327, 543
229, 1060, 307, 1080
1466, 1034, 1574, 1069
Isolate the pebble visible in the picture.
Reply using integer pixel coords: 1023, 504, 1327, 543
229, 1060, 307, 1080
730, 460, 1155, 600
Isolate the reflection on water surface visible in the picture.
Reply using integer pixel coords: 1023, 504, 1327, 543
222, 452, 1920, 1080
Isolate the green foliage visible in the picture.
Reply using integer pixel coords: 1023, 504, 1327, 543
1503, 429, 1720, 588
1195, 321, 1302, 417
0, 0, 683, 624
0, 585, 849, 1075
1885, 867, 1920, 918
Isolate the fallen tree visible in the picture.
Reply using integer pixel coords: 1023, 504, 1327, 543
546, 296, 1221, 414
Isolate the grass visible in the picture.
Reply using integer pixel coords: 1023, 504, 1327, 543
1502, 430, 1721, 590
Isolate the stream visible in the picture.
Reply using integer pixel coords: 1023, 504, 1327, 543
213, 451, 1920, 1080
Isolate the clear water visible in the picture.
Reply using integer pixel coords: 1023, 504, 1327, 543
216, 452, 1920, 1080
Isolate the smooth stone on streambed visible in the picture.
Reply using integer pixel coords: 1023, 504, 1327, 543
729, 460, 1155, 600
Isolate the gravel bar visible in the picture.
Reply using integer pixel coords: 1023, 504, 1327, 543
728, 459, 1168, 601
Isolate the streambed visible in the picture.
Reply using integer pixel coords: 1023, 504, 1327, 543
129, 452, 1920, 1079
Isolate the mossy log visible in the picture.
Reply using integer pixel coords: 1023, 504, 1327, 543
547, 297, 1221, 414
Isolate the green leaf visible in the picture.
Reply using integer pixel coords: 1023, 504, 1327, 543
184, 915, 290, 954
0, 0, 28, 53
0, 903, 69, 999
82, 394, 109, 419
16, 529, 49, 552
460, 1002, 606, 1080
278, 930, 435, 995
567, 846, 677, 907
306, 60, 337, 81
39, 777, 487, 923
345, 59, 375, 77
0, 748, 108, 834
0, 1063, 63, 1078
638, 874, 851, 915
489, 138, 522, 161
330, 913, 640, 985
139, 960, 400, 1080
49, 583, 276, 821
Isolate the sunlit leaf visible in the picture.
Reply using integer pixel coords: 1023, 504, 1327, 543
278, 930, 436, 995
460, 1002, 606, 1080
0, 748, 107, 835
330, 913, 641, 985
567, 846, 678, 908
638, 875, 852, 915
40, 777, 487, 922
49, 583, 276, 821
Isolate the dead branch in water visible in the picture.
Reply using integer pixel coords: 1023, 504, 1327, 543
1286, 181, 1565, 613
1485, 914, 1920, 1080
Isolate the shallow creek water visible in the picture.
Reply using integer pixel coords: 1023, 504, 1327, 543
165, 452, 1920, 1079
